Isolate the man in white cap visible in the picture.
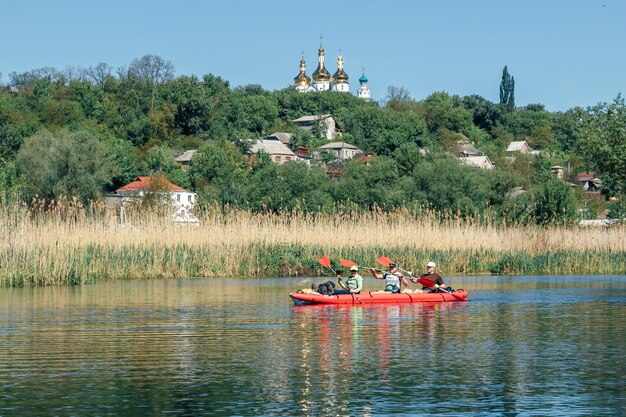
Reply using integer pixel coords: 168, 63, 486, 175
412, 261, 447, 292
334, 265, 363, 294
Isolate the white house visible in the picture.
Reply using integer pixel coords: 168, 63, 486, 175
506, 141, 531, 153
292, 114, 340, 140
249, 138, 296, 164
317, 141, 362, 161
459, 155, 495, 170
111, 176, 197, 209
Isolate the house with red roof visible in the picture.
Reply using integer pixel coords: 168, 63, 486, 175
108, 176, 197, 209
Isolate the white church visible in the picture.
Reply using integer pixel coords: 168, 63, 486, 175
293, 43, 371, 100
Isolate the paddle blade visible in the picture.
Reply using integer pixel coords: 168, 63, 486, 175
378, 255, 392, 267
418, 277, 436, 287
318, 256, 332, 269
340, 259, 357, 267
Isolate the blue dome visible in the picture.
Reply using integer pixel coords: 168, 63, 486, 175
359, 73, 368, 83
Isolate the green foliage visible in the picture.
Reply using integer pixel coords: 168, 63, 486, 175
1, 57, 619, 224
0, 92, 41, 158
416, 92, 474, 135
333, 157, 407, 210
531, 176, 578, 226
227, 93, 279, 136
162, 75, 211, 135
499, 66, 515, 111
607, 197, 626, 220
461, 95, 506, 133
0, 159, 24, 203
339, 106, 429, 156
143, 146, 190, 189
245, 156, 332, 212
578, 95, 626, 195
190, 139, 248, 207
506, 104, 552, 141
411, 156, 495, 216
15, 129, 116, 202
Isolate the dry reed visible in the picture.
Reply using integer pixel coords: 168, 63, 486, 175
1, 201, 624, 286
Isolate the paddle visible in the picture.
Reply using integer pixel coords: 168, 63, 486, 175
318, 256, 362, 303
377, 255, 413, 276
318, 256, 349, 290
318, 255, 337, 275
340, 259, 379, 271
411, 275, 464, 300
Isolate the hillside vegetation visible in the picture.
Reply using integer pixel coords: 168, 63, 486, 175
1, 56, 625, 225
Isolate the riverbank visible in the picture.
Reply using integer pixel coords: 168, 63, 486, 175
1, 205, 625, 286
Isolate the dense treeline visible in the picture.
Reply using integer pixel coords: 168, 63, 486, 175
1, 56, 625, 225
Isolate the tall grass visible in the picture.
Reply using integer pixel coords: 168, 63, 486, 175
1, 200, 624, 286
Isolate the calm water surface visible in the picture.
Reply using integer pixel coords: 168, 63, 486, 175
0, 275, 625, 416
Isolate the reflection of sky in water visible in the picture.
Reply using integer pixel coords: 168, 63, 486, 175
0, 276, 624, 416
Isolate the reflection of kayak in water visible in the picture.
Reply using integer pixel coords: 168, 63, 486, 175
289, 290, 469, 305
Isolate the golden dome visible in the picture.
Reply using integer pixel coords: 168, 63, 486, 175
311, 46, 331, 82
294, 57, 311, 86
332, 54, 349, 83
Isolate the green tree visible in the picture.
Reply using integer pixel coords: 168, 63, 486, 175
244, 155, 332, 212
0, 158, 24, 204
162, 75, 211, 135
128, 54, 175, 110
414, 92, 474, 135
15, 129, 116, 202
143, 146, 190, 189
333, 157, 407, 210
531, 176, 578, 226
411, 156, 494, 216
0, 92, 41, 158
551, 107, 586, 152
384, 86, 413, 112
189, 139, 248, 207
339, 106, 429, 156
578, 96, 626, 196
462, 94, 506, 133
499, 66, 515, 111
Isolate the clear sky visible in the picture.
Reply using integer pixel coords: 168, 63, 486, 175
1, 0, 623, 111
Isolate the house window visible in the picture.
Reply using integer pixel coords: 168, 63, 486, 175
177, 194, 180, 202
188, 195, 192, 203
285, 157, 291, 162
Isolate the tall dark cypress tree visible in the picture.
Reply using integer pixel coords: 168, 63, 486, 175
499, 65, 515, 111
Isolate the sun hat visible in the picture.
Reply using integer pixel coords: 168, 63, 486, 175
427, 261, 436, 268
350, 266, 359, 272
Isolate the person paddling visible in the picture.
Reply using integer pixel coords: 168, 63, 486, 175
334, 265, 363, 294
371, 262, 409, 293
412, 261, 447, 292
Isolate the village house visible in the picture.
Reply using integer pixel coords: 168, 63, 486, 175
174, 150, 197, 170
108, 176, 197, 209
576, 172, 603, 191
292, 114, 340, 140
459, 155, 494, 169
263, 132, 293, 145
248, 138, 296, 164
551, 166, 565, 179
506, 140, 531, 153
316, 141, 362, 161
458, 143, 481, 157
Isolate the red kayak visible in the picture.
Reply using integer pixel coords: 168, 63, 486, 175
289, 290, 469, 305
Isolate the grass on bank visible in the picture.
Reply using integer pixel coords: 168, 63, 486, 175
0, 200, 624, 286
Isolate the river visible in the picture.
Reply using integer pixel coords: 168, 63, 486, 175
0, 275, 625, 416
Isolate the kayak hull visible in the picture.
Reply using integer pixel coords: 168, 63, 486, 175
289, 290, 469, 305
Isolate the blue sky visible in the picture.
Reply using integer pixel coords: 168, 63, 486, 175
1, 0, 623, 111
